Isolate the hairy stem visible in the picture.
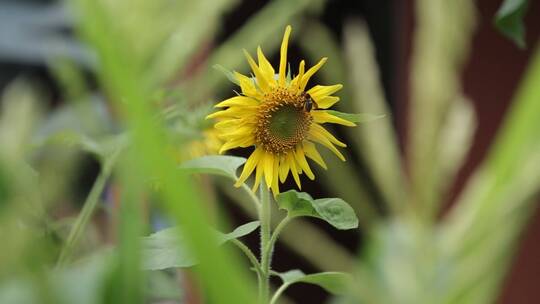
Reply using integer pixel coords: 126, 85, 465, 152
259, 184, 271, 304
232, 239, 263, 276
265, 216, 291, 260
241, 182, 261, 213
269, 283, 289, 304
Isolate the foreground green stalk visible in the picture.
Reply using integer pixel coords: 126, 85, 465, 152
259, 184, 272, 304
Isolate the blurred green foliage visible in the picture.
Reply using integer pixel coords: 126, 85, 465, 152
0, 0, 539, 303
495, 0, 529, 48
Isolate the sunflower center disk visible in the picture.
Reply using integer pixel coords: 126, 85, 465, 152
255, 90, 312, 154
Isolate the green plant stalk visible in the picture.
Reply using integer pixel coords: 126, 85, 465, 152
56, 155, 116, 267
232, 239, 263, 278
266, 216, 292, 304
265, 216, 291, 261
259, 184, 272, 304
269, 283, 289, 304
241, 182, 261, 213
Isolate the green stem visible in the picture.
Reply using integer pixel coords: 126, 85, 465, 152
56, 156, 115, 267
264, 216, 291, 260
241, 182, 261, 213
231, 239, 264, 301
232, 239, 262, 276
269, 283, 289, 304
265, 217, 292, 304
259, 184, 271, 304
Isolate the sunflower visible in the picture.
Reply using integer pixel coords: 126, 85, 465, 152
186, 128, 222, 160
207, 25, 355, 195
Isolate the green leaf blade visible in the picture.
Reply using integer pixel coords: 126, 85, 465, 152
277, 270, 352, 295
213, 64, 240, 85
216, 221, 261, 243
326, 110, 385, 124
312, 198, 359, 230
495, 0, 529, 48
276, 190, 359, 230
142, 221, 260, 270
179, 155, 246, 180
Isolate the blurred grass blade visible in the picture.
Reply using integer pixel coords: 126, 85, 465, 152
441, 44, 540, 304
299, 22, 380, 223
71, 0, 256, 302
186, 0, 322, 98
343, 20, 407, 214
299, 21, 346, 87
494, 0, 529, 49
408, 0, 476, 219
0, 81, 42, 159
56, 146, 121, 267
109, 154, 146, 304
436, 95, 476, 194
149, 0, 239, 84
213, 64, 240, 85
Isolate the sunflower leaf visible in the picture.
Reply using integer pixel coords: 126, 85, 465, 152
142, 221, 260, 270
213, 64, 240, 85
494, 0, 529, 49
273, 270, 351, 300
326, 110, 385, 124
178, 155, 246, 180
276, 190, 359, 230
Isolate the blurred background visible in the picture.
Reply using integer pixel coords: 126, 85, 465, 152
0, 0, 539, 303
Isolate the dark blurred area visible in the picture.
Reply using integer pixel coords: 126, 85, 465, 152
1, 0, 539, 303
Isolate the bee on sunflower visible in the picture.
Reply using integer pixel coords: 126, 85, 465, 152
207, 25, 356, 195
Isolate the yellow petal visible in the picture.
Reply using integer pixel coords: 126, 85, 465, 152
257, 46, 276, 85
263, 152, 274, 189
290, 60, 305, 88
219, 136, 254, 154
214, 119, 242, 129
302, 141, 327, 169
215, 96, 258, 108
307, 84, 343, 100
221, 126, 252, 138
312, 111, 356, 127
287, 152, 302, 189
206, 110, 229, 120
234, 72, 259, 98
278, 155, 290, 183
294, 146, 315, 180
311, 124, 347, 147
271, 156, 280, 196
279, 25, 292, 85
207, 105, 255, 120
300, 57, 327, 90
315, 96, 340, 109
308, 129, 346, 161
235, 148, 263, 186
252, 163, 264, 192
244, 49, 269, 91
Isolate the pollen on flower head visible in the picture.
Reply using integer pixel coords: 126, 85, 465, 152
255, 88, 312, 154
